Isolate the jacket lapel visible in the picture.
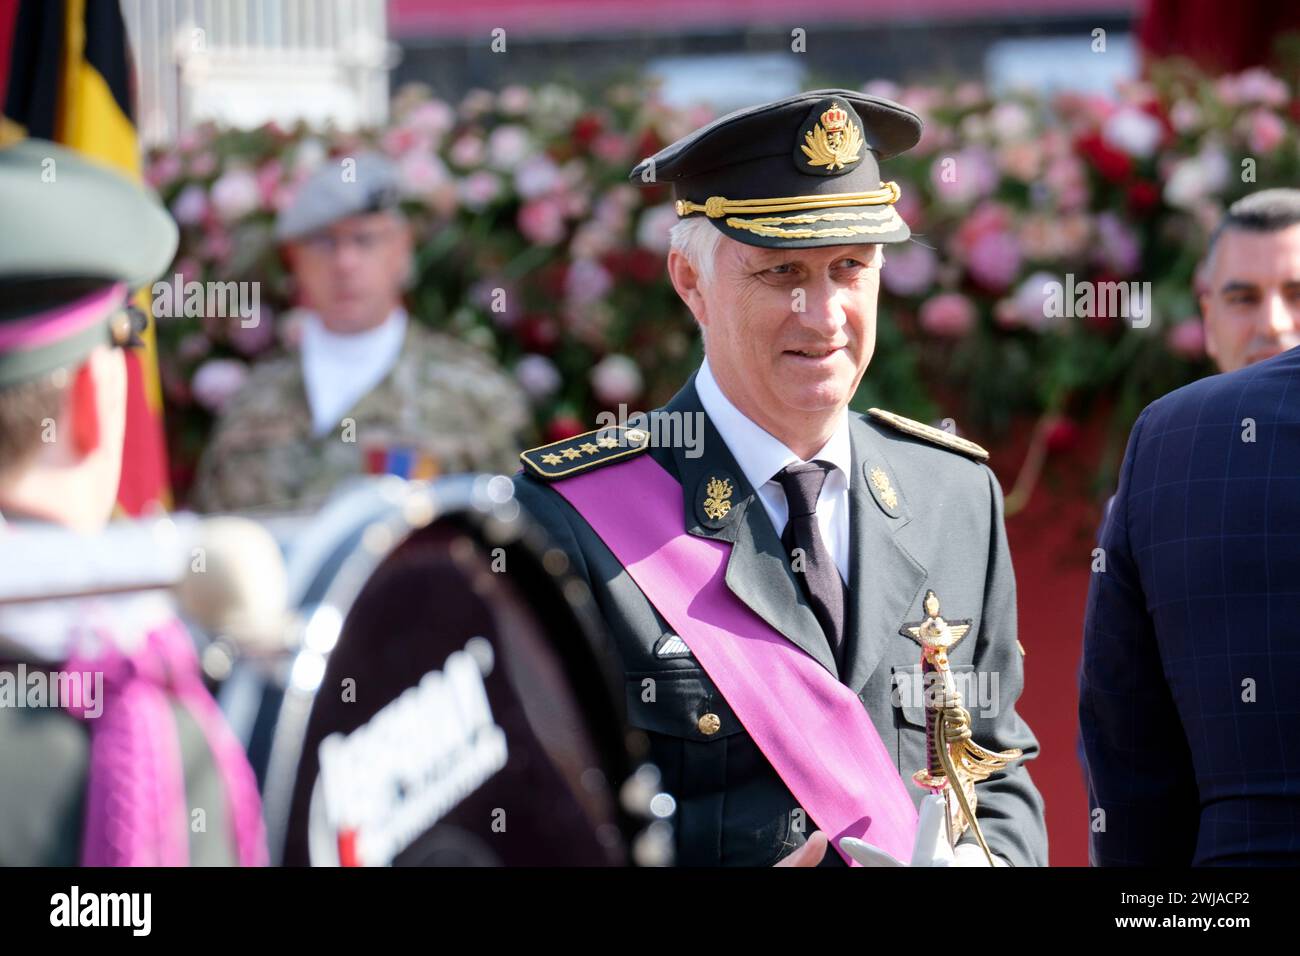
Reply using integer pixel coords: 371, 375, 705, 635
842, 415, 928, 695
654, 376, 839, 679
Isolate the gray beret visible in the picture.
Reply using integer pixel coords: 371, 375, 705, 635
275, 152, 402, 242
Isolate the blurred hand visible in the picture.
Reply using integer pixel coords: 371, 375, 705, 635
774, 830, 828, 866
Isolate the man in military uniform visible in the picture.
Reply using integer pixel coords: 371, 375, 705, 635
512, 91, 1047, 867
191, 153, 532, 513
0, 139, 265, 865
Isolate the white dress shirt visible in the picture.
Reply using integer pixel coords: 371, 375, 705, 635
694, 358, 852, 584
301, 308, 408, 437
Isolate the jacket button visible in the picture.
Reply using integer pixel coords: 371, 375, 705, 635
697, 713, 721, 736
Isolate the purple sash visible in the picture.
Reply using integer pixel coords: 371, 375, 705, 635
65, 619, 267, 867
553, 454, 918, 865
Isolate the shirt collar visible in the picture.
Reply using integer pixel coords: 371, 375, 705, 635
695, 357, 852, 490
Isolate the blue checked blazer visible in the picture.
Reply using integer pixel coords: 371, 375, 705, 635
1080, 346, 1300, 866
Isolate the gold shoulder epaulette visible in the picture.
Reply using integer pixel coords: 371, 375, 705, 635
867, 408, 989, 462
519, 425, 652, 481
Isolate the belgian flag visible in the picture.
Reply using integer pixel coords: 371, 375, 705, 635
1, 0, 171, 515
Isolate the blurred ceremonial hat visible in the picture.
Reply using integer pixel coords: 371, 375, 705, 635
0, 137, 178, 388
631, 89, 923, 248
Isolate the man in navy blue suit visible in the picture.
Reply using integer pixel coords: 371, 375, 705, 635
1080, 189, 1300, 865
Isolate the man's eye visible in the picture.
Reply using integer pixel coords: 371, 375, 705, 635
833, 258, 864, 271
766, 263, 795, 276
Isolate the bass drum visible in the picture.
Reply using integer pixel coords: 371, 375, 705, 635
261, 474, 671, 866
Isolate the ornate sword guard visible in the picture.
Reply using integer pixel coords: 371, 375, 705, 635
904, 590, 1023, 852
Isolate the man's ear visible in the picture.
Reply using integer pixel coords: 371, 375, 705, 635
69, 361, 101, 457
667, 249, 707, 326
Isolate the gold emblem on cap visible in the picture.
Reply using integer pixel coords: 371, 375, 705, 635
868, 466, 899, 511
702, 476, 733, 521
698, 713, 721, 736
801, 102, 864, 172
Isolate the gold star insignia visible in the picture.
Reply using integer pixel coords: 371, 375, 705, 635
561, 447, 581, 460
579, 442, 599, 454
541, 453, 563, 466
596, 436, 619, 448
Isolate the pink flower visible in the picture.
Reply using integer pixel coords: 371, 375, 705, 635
967, 231, 1021, 293
1102, 107, 1163, 159
1167, 319, 1206, 360
191, 358, 248, 412
497, 86, 532, 116
405, 100, 455, 137
592, 132, 631, 164
591, 354, 643, 404
209, 167, 260, 221
171, 184, 208, 227
486, 125, 532, 171
517, 198, 567, 246
514, 154, 562, 199
998, 140, 1042, 182
227, 306, 276, 357
188, 150, 217, 179
930, 147, 998, 207
1170, 99, 1203, 134
1244, 109, 1286, 155
145, 153, 181, 189
636, 202, 679, 255
881, 243, 938, 297
458, 171, 501, 211
397, 151, 449, 197
255, 160, 282, 210
1163, 146, 1229, 210
918, 293, 976, 337
449, 134, 485, 168
514, 353, 560, 399
989, 102, 1033, 143
1094, 212, 1141, 277
381, 125, 430, 157
565, 258, 613, 306
1216, 68, 1289, 107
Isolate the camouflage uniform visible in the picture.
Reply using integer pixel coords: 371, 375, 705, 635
190, 321, 533, 513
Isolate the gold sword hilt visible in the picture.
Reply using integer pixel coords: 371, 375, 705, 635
905, 591, 1022, 866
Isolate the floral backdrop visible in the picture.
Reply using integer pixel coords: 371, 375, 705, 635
144, 64, 1300, 504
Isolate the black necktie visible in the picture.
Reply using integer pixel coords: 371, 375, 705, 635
774, 461, 846, 667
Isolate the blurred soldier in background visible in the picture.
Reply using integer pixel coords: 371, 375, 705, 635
1198, 188, 1300, 373
0, 139, 265, 866
190, 153, 532, 513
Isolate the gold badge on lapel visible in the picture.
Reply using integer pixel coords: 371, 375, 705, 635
702, 476, 733, 521
800, 101, 864, 173
868, 466, 899, 511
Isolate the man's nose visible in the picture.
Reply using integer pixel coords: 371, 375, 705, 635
795, 279, 849, 333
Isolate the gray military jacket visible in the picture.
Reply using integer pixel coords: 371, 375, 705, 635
512, 375, 1047, 867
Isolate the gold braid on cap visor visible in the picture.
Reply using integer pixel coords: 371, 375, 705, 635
674, 181, 904, 239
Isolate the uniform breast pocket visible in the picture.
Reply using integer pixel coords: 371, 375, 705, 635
624, 670, 791, 866
890, 662, 977, 776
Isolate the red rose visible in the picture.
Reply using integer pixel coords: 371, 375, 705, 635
1076, 131, 1133, 182
1126, 180, 1159, 214
545, 416, 586, 441
572, 113, 604, 148
1044, 417, 1082, 454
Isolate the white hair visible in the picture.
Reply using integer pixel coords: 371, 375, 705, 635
668, 216, 723, 287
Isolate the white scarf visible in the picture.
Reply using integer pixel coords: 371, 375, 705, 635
300, 308, 408, 437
